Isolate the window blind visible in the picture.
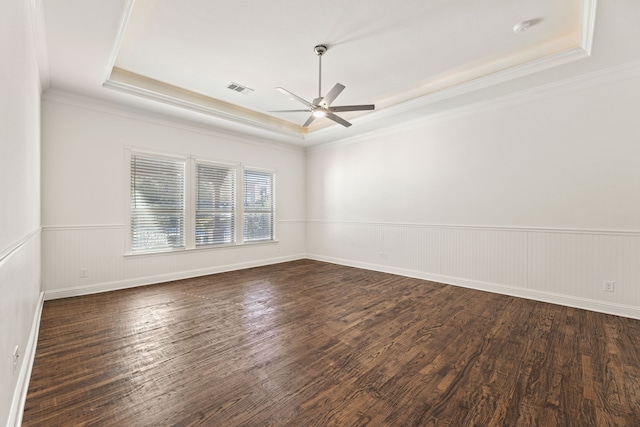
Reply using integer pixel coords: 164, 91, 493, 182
196, 163, 236, 246
243, 169, 274, 242
130, 155, 185, 252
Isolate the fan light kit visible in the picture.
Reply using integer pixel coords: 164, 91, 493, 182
513, 21, 531, 33
270, 44, 375, 128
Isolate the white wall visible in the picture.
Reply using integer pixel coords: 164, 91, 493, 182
41, 96, 306, 298
0, 0, 43, 425
307, 72, 640, 319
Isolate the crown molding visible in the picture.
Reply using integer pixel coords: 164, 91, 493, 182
308, 58, 640, 152
305, 0, 599, 145
581, 0, 598, 55
42, 89, 306, 153
102, 0, 135, 84
28, 0, 50, 92
103, 77, 305, 140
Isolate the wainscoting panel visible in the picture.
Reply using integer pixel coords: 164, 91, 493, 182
382, 224, 441, 274
440, 227, 529, 289
1, 229, 42, 427
307, 221, 640, 319
527, 231, 640, 306
43, 221, 306, 299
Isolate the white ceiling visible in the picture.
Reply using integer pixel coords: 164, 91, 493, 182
39, 0, 598, 145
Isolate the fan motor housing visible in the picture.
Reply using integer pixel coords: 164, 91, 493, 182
314, 44, 327, 56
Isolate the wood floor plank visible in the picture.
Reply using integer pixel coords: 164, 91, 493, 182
23, 260, 640, 426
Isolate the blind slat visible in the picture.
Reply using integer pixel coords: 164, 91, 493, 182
130, 156, 274, 251
131, 155, 185, 251
243, 170, 274, 242
196, 163, 236, 246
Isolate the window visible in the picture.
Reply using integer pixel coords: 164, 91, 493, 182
128, 150, 275, 254
130, 155, 186, 252
243, 169, 275, 242
196, 163, 235, 246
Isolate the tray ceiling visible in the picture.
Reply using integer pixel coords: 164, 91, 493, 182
41, 0, 593, 143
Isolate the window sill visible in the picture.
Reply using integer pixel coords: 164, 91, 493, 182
124, 240, 279, 258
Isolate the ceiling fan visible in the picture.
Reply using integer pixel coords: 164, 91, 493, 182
271, 44, 375, 128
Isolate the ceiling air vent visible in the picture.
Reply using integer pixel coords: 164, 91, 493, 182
227, 82, 254, 94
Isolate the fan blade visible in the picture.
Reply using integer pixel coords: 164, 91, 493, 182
268, 109, 311, 113
326, 112, 352, 127
329, 104, 375, 112
302, 114, 316, 128
323, 83, 345, 106
276, 87, 312, 108
312, 97, 323, 106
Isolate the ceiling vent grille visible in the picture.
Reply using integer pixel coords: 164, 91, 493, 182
227, 82, 254, 94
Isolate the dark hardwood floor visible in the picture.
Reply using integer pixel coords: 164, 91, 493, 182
23, 260, 640, 426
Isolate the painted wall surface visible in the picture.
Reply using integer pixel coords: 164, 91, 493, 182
0, 0, 43, 425
308, 75, 640, 229
306, 73, 640, 318
41, 98, 307, 298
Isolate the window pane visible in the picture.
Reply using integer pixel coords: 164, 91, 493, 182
243, 212, 273, 241
131, 155, 185, 252
243, 170, 274, 241
196, 163, 235, 246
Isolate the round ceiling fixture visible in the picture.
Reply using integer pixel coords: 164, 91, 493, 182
513, 20, 531, 33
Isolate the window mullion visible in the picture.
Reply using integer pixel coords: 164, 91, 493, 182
185, 157, 196, 250
237, 164, 245, 245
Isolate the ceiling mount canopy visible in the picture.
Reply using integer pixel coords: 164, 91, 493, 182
271, 44, 375, 128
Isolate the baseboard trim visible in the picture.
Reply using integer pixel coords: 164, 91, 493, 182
7, 291, 45, 427
44, 255, 305, 300
306, 254, 640, 320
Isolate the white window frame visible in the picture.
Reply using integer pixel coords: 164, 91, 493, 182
241, 165, 276, 244
194, 159, 237, 248
125, 149, 188, 255
126, 149, 276, 256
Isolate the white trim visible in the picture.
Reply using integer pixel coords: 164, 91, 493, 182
41, 89, 306, 152
45, 255, 304, 300
308, 58, 640, 151
127, 147, 189, 161
194, 157, 240, 169
127, 152, 188, 254
0, 228, 41, 264
581, 0, 598, 55
39, 222, 300, 230
103, 79, 303, 140
305, 220, 640, 237
124, 148, 132, 254
42, 224, 125, 231
28, 0, 50, 92
192, 159, 237, 249
40, 221, 640, 237
123, 149, 280, 254
242, 167, 277, 243
236, 166, 244, 245
102, 0, 136, 83
306, 254, 640, 320
122, 238, 279, 258
185, 158, 195, 250
7, 291, 45, 427
305, 47, 590, 145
